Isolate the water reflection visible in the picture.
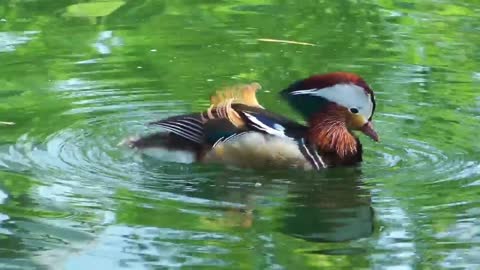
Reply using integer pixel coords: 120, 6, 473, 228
137, 162, 374, 243
1, 0, 480, 268
0, 188, 10, 235
0, 31, 38, 52
0, 189, 7, 204
280, 170, 374, 242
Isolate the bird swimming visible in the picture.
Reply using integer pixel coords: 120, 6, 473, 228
124, 72, 379, 171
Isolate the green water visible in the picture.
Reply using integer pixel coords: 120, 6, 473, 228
1, 0, 480, 269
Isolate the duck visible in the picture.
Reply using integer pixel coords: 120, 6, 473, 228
124, 72, 379, 171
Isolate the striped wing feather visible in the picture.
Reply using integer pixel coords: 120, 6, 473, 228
149, 113, 204, 143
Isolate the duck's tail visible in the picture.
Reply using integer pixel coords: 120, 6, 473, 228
120, 131, 205, 162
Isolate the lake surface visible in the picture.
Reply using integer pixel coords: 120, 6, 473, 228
1, 0, 480, 269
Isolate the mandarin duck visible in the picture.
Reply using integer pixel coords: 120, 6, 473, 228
125, 72, 378, 170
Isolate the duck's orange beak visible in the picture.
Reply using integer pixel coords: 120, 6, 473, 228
349, 114, 379, 142
360, 121, 379, 142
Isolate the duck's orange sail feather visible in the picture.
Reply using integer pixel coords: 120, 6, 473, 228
203, 83, 263, 127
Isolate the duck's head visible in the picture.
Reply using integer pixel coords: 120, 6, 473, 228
281, 72, 378, 142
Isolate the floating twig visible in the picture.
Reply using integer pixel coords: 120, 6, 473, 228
257, 38, 317, 46
0, 121, 15, 125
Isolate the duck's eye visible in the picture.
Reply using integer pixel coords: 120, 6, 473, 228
350, 108, 359, 114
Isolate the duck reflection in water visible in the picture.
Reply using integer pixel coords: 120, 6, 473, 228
278, 168, 374, 242
138, 161, 374, 243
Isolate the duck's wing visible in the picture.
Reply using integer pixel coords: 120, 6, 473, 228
204, 83, 308, 144
232, 104, 307, 140
147, 83, 262, 146
148, 113, 204, 144
231, 105, 328, 169
144, 83, 308, 151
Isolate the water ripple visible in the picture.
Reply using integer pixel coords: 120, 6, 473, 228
365, 116, 479, 186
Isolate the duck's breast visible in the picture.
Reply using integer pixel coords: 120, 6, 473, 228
204, 132, 313, 170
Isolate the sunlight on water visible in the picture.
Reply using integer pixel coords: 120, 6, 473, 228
0, 31, 38, 52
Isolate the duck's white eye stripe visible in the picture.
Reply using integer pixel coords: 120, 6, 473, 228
290, 88, 318, 95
